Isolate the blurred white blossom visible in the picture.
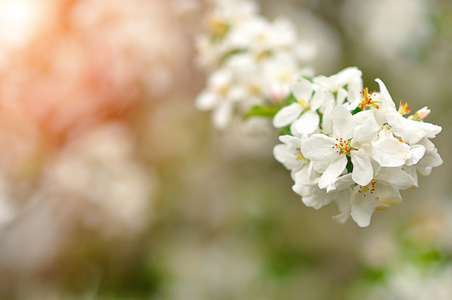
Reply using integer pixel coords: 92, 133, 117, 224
41, 123, 157, 236
195, 0, 316, 129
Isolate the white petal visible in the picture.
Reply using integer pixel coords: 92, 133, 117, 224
312, 75, 329, 89
321, 103, 334, 135
351, 148, 373, 186
405, 144, 425, 166
292, 180, 311, 198
372, 137, 410, 167
229, 86, 247, 102
301, 134, 336, 161
301, 186, 333, 209
310, 87, 326, 110
209, 68, 232, 86
419, 147, 443, 168
327, 173, 353, 193
294, 110, 320, 135
278, 135, 301, 148
351, 190, 381, 227
386, 111, 423, 144
331, 105, 354, 139
213, 101, 233, 129
336, 87, 347, 105
403, 165, 418, 187
419, 138, 435, 152
351, 111, 379, 147
352, 109, 374, 126
347, 78, 363, 103
292, 165, 312, 187
345, 97, 361, 111
374, 167, 414, 190
292, 78, 313, 100
375, 78, 396, 110
319, 155, 347, 189
292, 167, 316, 197
374, 182, 403, 206
416, 147, 442, 176
272, 103, 302, 128
195, 91, 217, 110
332, 190, 352, 224
418, 122, 442, 139
273, 144, 293, 167
417, 165, 433, 176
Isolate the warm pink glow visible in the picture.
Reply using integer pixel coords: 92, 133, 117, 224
0, 0, 43, 49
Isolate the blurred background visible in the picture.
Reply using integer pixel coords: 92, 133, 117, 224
0, 0, 451, 299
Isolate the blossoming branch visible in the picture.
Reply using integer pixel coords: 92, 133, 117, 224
272, 68, 442, 227
195, 0, 443, 227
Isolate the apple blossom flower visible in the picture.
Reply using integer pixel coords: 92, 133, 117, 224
313, 66, 363, 105
330, 166, 415, 227
195, 4, 443, 229
195, 0, 316, 129
195, 68, 244, 129
301, 105, 379, 188
273, 135, 312, 178
272, 78, 324, 132
385, 108, 442, 145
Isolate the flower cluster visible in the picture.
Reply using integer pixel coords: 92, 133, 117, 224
195, 0, 315, 129
195, 0, 443, 227
273, 67, 442, 227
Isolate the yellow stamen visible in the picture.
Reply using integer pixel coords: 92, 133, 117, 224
331, 137, 351, 156
217, 84, 229, 96
357, 180, 377, 197
398, 100, 411, 115
295, 148, 306, 161
207, 14, 229, 38
247, 83, 261, 95
297, 98, 311, 110
360, 88, 379, 110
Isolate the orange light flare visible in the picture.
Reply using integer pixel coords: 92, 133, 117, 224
0, 0, 47, 50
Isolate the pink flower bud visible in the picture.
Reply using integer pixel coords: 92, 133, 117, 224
408, 106, 431, 121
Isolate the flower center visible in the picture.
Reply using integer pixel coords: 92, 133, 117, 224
278, 71, 290, 83
332, 138, 351, 155
357, 180, 380, 199
297, 98, 311, 110
360, 88, 379, 110
255, 50, 271, 61
295, 148, 307, 162
207, 14, 229, 38
247, 83, 261, 95
216, 84, 229, 96
398, 100, 411, 115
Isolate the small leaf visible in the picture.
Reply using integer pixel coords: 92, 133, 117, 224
351, 106, 363, 115
243, 105, 281, 120
346, 155, 353, 173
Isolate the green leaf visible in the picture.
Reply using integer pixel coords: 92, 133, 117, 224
351, 106, 363, 115
346, 155, 353, 173
279, 125, 291, 136
243, 105, 281, 120
362, 268, 386, 283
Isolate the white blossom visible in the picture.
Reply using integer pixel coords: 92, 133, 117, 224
195, 68, 244, 129
272, 78, 323, 132
195, 0, 316, 129
302, 105, 379, 188
195, 1, 442, 227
